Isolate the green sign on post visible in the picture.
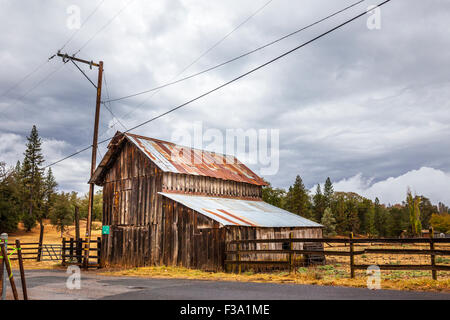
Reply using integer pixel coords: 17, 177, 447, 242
102, 225, 110, 235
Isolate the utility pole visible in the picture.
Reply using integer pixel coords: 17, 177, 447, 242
56, 52, 103, 268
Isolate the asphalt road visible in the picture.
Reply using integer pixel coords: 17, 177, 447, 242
5, 269, 450, 300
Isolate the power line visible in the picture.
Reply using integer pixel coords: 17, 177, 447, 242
59, 0, 106, 52
73, 0, 135, 56
44, 0, 393, 169
103, 0, 364, 104
107, 0, 275, 130
103, 72, 127, 131
0, 1, 106, 101
178, 0, 275, 77
0, 60, 49, 99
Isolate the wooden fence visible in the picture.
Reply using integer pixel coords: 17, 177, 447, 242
6, 242, 62, 262
62, 237, 101, 268
225, 236, 450, 280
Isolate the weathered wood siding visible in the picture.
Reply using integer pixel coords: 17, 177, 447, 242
100, 140, 322, 270
162, 172, 262, 199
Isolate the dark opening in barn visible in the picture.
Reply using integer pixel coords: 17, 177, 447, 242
91, 131, 323, 270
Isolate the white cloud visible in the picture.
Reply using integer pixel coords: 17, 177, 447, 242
329, 167, 450, 205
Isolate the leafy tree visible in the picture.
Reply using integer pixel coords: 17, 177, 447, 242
0, 162, 20, 233
284, 175, 312, 219
262, 181, 286, 208
79, 190, 103, 221
366, 204, 377, 237
406, 189, 422, 236
21, 125, 45, 231
430, 213, 450, 233
418, 196, 437, 229
50, 192, 74, 237
333, 195, 347, 234
321, 207, 336, 236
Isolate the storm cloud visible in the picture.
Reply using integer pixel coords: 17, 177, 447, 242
1, 0, 449, 205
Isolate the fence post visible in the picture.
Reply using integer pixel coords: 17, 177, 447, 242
0, 233, 7, 300
69, 238, 74, 262
429, 227, 437, 280
97, 237, 101, 266
37, 226, 44, 262
349, 232, 355, 278
0, 242, 18, 300
15, 239, 28, 300
77, 238, 82, 264
289, 233, 293, 273
62, 238, 66, 266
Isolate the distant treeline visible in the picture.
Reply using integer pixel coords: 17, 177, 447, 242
0, 125, 102, 236
2, 126, 450, 238
263, 176, 450, 237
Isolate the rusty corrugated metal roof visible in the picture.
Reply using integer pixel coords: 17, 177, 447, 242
125, 132, 267, 186
159, 192, 323, 228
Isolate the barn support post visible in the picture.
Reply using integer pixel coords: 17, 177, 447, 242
349, 232, 355, 278
237, 242, 241, 274
74, 206, 80, 241
15, 239, 28, 300
429, 227, 437, 280
289, 232, 293, 273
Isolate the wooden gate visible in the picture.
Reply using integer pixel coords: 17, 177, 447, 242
62, 237, 102, 268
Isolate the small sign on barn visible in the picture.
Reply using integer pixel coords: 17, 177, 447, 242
102, 225, 110, 235
90, 132, 323, 270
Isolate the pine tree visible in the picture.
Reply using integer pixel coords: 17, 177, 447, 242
284, 175, 312, 219
39, 168, 58, 243
323, 177, 334, 208
321, 207, 336, 236
22, 125, 45, 231
347, 199, 360, 234
312, 184, 325, 222
374, 197, 387, 237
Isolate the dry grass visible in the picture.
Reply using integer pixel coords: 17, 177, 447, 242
99, 265, 450, 293
3, 219, 102, 270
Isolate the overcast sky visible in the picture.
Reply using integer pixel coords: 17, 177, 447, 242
1, 0, 449, 205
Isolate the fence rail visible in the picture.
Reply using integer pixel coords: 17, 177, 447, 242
225, 234, 450, 280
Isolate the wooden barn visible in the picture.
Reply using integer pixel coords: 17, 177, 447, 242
91, 131, 323, 270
